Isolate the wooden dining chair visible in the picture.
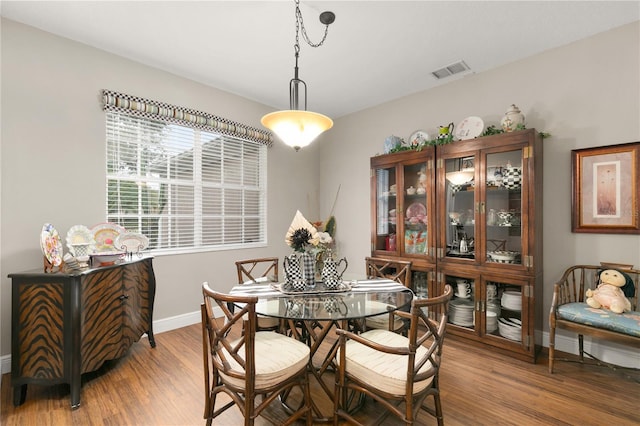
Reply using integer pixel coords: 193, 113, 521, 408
365, 256, 412, 287
201, 283, 312, 426
236, 257, 279, 284
362, 257, 413, 332
235, 257, 281, 332
334, 285, 453, 426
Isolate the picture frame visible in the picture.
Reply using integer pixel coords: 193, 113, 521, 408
571, 142, 640, 234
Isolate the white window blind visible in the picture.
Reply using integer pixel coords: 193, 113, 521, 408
106, 112, 267, 254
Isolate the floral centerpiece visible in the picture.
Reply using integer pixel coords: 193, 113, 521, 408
284, 210, 340, 289
310, 223, 336, 279
284, 210, 320, 288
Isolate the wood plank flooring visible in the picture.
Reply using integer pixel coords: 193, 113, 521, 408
2, 323, 639, 425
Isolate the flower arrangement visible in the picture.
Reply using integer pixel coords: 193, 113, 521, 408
285, 210, 320, 253
311, 219, 336, 258
284, 210, 339, 284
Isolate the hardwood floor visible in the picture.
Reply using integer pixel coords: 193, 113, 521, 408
2, 323, 639, 425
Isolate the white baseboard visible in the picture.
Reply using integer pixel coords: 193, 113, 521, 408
151, 309, 202, 335
1, 356, 7, 377
1, 308, 214, 375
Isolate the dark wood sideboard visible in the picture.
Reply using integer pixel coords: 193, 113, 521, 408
9, 257, 156, 408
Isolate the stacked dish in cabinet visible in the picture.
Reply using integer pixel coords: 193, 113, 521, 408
501, 291, 522, 310
486, 298, 500, 334
498, 290, 522, 341
498, 317, 522, 341
449, 298, 474, 327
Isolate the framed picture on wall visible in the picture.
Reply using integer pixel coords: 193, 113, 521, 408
571, 141, 640, 234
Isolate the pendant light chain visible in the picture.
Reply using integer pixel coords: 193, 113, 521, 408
295, 0, 331, 49
260, 1, 335, 151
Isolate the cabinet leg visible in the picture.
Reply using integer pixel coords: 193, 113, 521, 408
147, 330, 156, 348
71, 380, 81, 409
13, 384, 27, 406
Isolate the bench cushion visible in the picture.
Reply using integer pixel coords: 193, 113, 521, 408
557, 302, 640, 337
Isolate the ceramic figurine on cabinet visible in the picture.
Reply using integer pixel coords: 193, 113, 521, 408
383, 135, 403, 153
438, 122, 454, 139
500, 104, 525, 132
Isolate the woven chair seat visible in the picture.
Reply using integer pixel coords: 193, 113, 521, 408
238, 299, 282, 329
557, 302, 640, 337
364, 301, 406, 331
256, 316, 281, 329
220, 331, 310, 390
365, 315, 405, 331
338, 329, 435, 395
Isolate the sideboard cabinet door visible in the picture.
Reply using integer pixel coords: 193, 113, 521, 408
121, 258, 156, 347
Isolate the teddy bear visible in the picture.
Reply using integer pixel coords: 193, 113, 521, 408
585, 269, 632, 314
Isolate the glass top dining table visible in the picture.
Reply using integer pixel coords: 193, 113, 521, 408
229, 278, 414, 421
229, 278, 414, 322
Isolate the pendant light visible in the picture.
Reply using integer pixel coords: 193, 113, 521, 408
261, 0, 335, 151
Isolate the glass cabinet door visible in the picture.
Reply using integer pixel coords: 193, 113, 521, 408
401, 162, 429, 257
444, 156, 476, 261
373, 166, 398, 253
484, 149, 524, 265
444, 272, 529, 346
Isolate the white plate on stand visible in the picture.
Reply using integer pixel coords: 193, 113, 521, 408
408, 130, 430, 147
115, 232, 149, 253
455, 116, 484, 140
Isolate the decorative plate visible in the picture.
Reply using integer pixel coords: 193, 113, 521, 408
114, 232, 149, 252
455, 116, 484, 140
40, 223, 63, 266
405, 202, 427, 222
408, 130, 430, 147
66, 225, 96, 257
91, 223, 126, 252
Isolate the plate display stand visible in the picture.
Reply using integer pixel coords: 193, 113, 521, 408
43, 255, 63, 273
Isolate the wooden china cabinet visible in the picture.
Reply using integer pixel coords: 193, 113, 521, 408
371, 129, 543, 362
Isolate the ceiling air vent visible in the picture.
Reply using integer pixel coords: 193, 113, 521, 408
432, 60, 471, 80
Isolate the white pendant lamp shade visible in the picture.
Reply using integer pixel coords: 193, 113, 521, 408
261, 110, 333, 151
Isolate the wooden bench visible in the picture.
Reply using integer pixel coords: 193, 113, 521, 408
548, 264, 640, 373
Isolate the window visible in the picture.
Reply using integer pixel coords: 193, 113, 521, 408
103, 90, 271, 254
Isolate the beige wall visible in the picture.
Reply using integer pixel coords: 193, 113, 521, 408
320, 21, 640, 365
1, 18, 639, 365
0, 18, 322, 358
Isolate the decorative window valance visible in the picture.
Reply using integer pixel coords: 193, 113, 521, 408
102, 89, 273, 146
